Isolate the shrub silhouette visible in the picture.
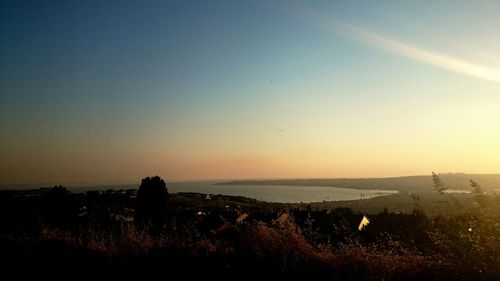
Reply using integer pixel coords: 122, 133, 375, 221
135, 176, 169, 233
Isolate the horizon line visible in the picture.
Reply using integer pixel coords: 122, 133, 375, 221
2, 172, 499, 188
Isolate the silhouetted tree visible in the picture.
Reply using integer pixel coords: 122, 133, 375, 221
135, 176, 169, 233
40, 185, 78, 227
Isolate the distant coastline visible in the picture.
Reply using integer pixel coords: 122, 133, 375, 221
216, 174, 500, 193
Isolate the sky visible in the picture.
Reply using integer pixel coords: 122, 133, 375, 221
1, 0, 500, 186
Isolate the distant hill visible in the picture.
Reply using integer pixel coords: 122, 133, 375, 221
217, 174, 500, 193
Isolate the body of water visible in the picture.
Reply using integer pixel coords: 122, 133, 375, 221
168, 181, 398, 203
2, 181, 399, 203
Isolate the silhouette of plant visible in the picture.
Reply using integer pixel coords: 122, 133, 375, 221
135, 176, 169, 234
431, 172, 448, 195
40, 185, 78, 228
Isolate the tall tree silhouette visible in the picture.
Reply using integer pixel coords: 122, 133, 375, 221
135, 176, 169, 233
40, 185, 78, 227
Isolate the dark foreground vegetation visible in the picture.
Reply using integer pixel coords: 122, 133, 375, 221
1, 175, 499, 280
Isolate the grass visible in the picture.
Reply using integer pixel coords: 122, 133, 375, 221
1, 175, 499, 280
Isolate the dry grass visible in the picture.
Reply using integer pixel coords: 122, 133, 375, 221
240, 219, 436, 280
35, 214, 494, 280
41, 224, 168, 255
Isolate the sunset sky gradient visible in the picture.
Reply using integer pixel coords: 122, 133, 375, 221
1, 0, 500, 185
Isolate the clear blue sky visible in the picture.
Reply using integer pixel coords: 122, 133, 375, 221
1, 0, 499, 185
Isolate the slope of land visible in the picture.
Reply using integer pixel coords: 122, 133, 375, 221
217, 174, 500, 193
